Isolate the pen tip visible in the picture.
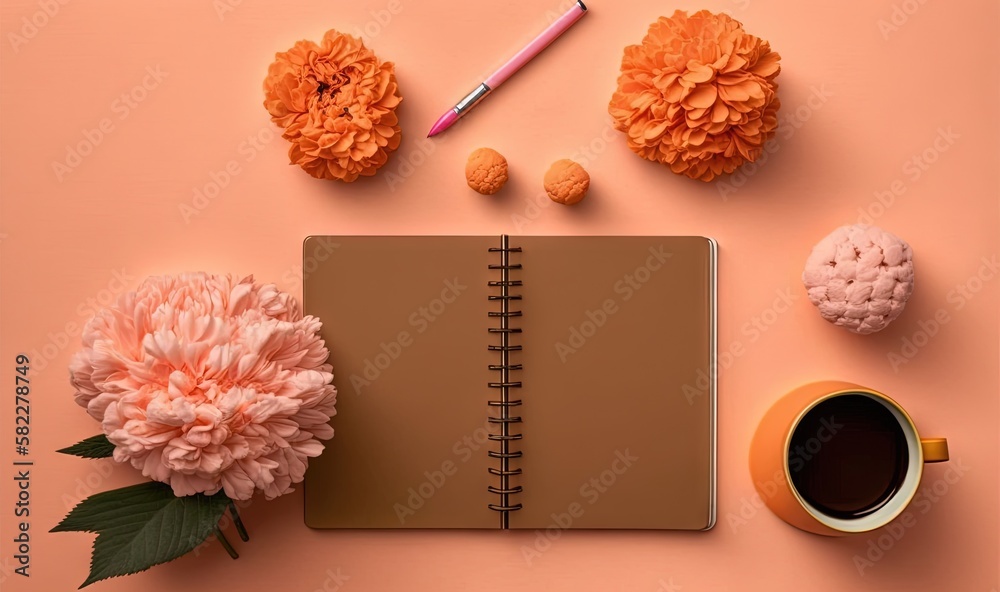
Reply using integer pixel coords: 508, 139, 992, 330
428, 110, 459, 138
427, 123, 444, 138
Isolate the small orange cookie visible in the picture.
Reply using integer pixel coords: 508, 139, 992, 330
544, 159, 590, 205
465, 148, 509, 195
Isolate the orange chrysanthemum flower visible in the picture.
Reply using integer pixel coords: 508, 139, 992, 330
609, 10, 781, 182
264, 30, 402, 182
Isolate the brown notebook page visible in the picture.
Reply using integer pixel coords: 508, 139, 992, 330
511, 236, 715, 530
303, 236, 498, 528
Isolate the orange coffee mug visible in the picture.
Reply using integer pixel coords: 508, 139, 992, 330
749, 381, 948, 536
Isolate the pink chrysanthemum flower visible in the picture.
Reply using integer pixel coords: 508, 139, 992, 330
69, 273, 337, 500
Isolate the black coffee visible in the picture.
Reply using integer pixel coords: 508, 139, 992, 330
788, 394, 909, 519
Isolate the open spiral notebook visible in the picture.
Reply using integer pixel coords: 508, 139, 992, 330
302, 235, 716, 530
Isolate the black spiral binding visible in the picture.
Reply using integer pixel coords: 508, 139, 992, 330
487, 235, 523, 528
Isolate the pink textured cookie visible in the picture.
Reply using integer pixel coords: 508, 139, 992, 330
802, 224, 914, 335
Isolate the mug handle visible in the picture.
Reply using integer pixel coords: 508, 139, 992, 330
921, 438, 949, 463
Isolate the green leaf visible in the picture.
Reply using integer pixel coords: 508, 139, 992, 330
51, 481, 231, 588
57, 434, 115, 459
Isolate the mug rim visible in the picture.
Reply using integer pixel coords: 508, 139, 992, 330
782, 387, 924, 533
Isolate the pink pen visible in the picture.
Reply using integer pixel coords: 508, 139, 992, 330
427, 0, 588, 137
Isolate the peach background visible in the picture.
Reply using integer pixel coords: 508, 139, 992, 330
1, 0, 998, 590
